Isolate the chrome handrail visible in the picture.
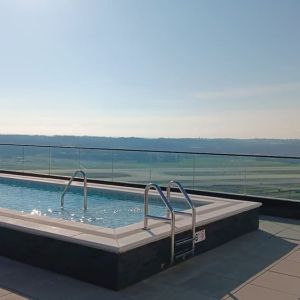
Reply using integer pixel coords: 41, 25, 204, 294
144, 183, 175, 265
61, 170, 88, 210
167, 180, 196, 256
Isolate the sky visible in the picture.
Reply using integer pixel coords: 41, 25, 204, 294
0, 0, 299, 138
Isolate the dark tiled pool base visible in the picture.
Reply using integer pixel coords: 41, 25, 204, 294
0, 208, 259, 290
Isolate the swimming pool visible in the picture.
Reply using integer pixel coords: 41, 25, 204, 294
0, 172, 261, 290
0, 177, 194, 228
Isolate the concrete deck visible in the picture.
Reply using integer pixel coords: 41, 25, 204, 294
1, 215, 300, 300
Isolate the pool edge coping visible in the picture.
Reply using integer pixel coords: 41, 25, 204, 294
0, 173, 262, 253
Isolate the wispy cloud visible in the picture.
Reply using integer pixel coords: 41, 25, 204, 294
193, 82, 300, 100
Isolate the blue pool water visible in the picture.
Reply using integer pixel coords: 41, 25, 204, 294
0, 178, 199, 228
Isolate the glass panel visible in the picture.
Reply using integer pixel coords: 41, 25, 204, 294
23, 146, 50, 174
79, 149, 113, 181
112, 150, 151, 184
1, 144, 300, 202
0, 145, 23, 172
245, 157, 300, 200
50, 147, 79, 176
194, 154, 244, 194
150, 152, 194, 188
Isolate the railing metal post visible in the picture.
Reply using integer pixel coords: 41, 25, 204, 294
111, 150, 114, 182
149, 152, 152, 182
22, 146, 25, 173
78, 149, 81, 169
48, 147, 51, 175
192, 155, 196, 190
243, 157, 247, 195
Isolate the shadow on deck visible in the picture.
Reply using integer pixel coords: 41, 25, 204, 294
0, 216, 299, 300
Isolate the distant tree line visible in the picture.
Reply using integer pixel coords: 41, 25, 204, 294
0, 135, 299, 157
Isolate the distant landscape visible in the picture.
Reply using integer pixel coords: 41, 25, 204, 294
0, 135, 299, 201
0, 135, 300, 156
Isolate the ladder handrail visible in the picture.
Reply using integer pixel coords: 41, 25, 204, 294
144, 183, 175, 265
167, 180, 196, 256
61, 170, 88, 210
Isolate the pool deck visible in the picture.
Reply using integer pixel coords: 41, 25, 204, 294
0, 215, 299, 299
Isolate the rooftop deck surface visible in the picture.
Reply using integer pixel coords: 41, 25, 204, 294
1, 215, 300, 300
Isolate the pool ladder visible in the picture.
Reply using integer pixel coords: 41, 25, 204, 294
61, 170, 88, 210
144, 180, 196, 265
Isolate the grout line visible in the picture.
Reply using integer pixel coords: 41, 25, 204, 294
274, 226, 293, 235
194, 229, 300, 297
232, 268, 272, 293
280, 237, 300, 243
247, 282, 300, 297
269, 269, 300, 279
286, 258, 300, 263
0, 292, 11, 298
276, 227, 300, 236
230, 246, 299, 294
0, 291, 32, 299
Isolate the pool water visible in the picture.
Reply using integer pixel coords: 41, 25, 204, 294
0, 178, 200, 228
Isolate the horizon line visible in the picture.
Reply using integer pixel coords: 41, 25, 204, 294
0, 133, 299, 141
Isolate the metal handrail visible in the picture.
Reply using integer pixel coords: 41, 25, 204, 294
167, 180, 196, 256
0, 143, 299, 159
61, 170, 88, 210
144, 183, 175, 265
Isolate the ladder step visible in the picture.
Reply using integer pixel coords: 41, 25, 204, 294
175, 237, 194, 247
175, 249, 194, 260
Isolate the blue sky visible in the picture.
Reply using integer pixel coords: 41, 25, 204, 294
0, 0, 299, 138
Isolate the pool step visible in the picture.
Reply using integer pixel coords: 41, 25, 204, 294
174, 233, 195, 262
174, 249, 194, 261
175, 237, 194, 247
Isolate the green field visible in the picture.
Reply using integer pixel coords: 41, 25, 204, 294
0, 146, 299, 201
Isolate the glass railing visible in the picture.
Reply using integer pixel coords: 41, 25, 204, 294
0, 143, 299, 201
